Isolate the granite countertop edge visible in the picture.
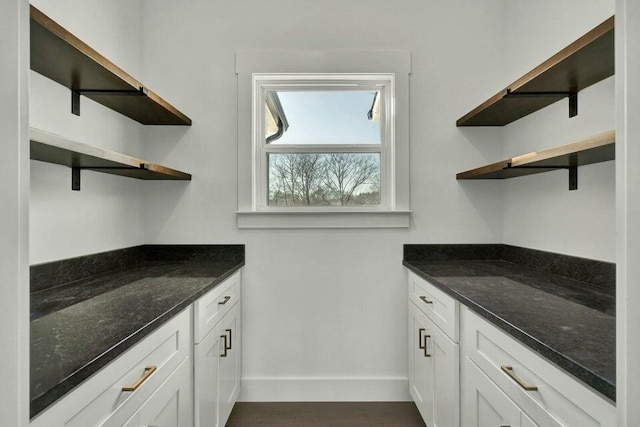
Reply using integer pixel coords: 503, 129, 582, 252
403, 260, 616, 402
30, 261, 244, 418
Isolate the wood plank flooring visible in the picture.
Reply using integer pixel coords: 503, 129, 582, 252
225, 402, 426, 426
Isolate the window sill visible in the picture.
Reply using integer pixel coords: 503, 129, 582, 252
236, 210, 412, 229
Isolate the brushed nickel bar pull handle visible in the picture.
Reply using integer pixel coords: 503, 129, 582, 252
122, 366, 157, 392
419, 296, 433, 304
221, 335, 228, 357
218, 296, 231, 305
501, 365, 538, 391
424, 335, 431, 357
225, 328, 232, 350
418, 328, 426, 349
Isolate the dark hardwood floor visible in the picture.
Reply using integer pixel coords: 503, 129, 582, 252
225, 402, 426, 426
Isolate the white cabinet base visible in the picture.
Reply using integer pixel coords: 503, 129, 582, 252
194, 278, 242, 427
461, 307, 615, 427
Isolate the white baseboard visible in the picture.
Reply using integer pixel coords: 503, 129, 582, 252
238, 377, 411, 402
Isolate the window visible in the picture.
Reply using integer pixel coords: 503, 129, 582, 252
236, 50, 411, 228
254, 75, 394, 210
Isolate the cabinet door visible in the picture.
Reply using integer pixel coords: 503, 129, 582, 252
461, 356, 522, 427
219, 301, 241, 425
409, 302, 458, 427
123, 358, 193, 427
430, 314, 459, 427
409, 301, 434, 423
194, 324, 223, 427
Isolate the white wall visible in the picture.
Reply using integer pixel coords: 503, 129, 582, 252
29, 0, 147, 264
501, 0, 616, 261
141, 0, 505, 400
0, 0, 29, 424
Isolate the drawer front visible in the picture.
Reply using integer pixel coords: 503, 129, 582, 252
408, 270, 459, 342
461, 307, 615, 427
30, 307, 191, 427
122, 357, 193, 427
194, 271, 241, 344
461, 356, 522, 427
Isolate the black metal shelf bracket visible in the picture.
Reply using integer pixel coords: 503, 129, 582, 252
569, 165, 578, 190
68, 163, 150, 191
70, 86, 148, 117
71, 91, 81, 116
569, 93, 578, 118
509, 164, 580, 191
71, 167, 81, 191
504, 89, 579, 119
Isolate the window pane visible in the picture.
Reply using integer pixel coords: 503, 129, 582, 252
265, 91, 381, 145
268, 153, 381, 206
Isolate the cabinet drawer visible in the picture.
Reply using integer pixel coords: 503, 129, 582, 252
122, 357, 193, 427
193, 271, 241, 344
408, 270, 459, 342
461, 307, 615, 427
30, 307, 191, 427
461, 356, 523, 427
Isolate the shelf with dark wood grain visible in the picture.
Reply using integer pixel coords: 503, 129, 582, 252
457, 130, 615, 180
457, 16, 614, 127
30, 128, 192, 182
30, 5, 191, 126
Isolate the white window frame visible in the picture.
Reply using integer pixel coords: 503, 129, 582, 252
236, 50, 411, 228
253, 74, 395, 212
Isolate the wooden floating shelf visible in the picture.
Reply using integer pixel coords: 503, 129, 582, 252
457, 131, 615, 184
457, 16, 614, 127
30, 128, 192, 187
30, 5, 191, 126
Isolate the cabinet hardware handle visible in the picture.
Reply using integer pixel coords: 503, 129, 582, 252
418, 328, 426, 349
424, 335, 431, 357
419, 296, 433, 304
221, 334, 228, 357
122, 366, 157, 392
501, 365, 538, 391
218, 296, 231, 305
225, 328, 232, 350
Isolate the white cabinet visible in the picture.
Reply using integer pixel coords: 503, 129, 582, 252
123, 359, 193, 427
409, 302, 432, 419
460, 306, 615, 427
30, 269, 244, 427
30, 307, 192, 427
194, 273, 242, 427
218, 301, 241, 423
406, 269, 616, 427
408, 274, 459, 427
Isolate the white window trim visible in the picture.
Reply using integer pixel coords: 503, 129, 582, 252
236, 50, 411, 229
253, 74, 394, 212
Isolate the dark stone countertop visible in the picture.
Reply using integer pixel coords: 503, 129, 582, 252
30, 246, 244, 418
404, 248, 615, 402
